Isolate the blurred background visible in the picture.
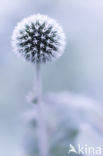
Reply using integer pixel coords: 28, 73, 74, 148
0, 0, 103, 155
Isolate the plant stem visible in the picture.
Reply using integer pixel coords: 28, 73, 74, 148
35, 63, 49, 156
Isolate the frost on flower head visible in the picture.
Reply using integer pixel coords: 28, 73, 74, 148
11, 14, 66, 63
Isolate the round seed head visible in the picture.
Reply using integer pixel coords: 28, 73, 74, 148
11, 14, 66, 63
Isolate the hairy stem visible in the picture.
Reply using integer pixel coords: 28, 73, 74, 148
35, 63, 49, 156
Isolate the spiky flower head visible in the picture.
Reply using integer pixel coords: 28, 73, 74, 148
12, 14, 66, 63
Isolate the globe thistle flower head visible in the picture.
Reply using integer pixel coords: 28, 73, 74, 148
12, 14, 66, 63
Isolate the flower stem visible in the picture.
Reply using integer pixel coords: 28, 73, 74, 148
35, 63, 49, 156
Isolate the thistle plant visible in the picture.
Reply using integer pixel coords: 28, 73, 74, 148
11, 14, 66, 156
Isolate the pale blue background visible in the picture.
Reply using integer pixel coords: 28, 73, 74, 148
0, 0, 103, 155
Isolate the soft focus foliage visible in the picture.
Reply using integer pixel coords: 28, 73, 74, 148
23, 92, 103, 156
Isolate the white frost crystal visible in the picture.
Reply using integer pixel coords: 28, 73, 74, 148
11, 14, 66, 63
